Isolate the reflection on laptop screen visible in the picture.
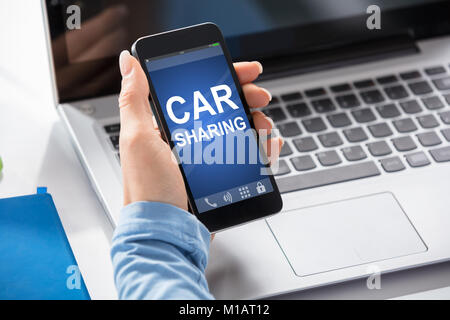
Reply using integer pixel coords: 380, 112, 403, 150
46, 0, 448, 101
52, 0, 439, 63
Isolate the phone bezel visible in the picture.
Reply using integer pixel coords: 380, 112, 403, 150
132, 22, 282, 232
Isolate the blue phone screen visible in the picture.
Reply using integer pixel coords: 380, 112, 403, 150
145, 43, 273, 213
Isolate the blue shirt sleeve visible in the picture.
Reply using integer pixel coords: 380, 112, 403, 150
110, 201, 214, 300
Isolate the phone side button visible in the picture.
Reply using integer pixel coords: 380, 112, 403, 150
276, 161, 380, 193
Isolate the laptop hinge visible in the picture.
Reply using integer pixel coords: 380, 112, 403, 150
258, 34, 419, 81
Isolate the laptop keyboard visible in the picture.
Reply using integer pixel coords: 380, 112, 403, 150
265, 65, 450, 193
102, 65, 450, 194
103, 123, 120, 161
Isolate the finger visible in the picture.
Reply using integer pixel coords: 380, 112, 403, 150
152, 115, 159, 131
61, 63, 116, 97
118, 50, 155, 133
77, 27, 127, 62
234, 61, 263, 84
64, 6, 128, 60
58, 60, 111, 92
242, 83, 272, 108
252, 110, 273, 135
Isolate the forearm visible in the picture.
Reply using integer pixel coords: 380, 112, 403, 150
111, 201, 214, 300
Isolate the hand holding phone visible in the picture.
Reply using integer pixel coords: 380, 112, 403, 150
118, 50, 189, 212
129, 23, 283, 231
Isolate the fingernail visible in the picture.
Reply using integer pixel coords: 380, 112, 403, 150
119, 50, 132, 77
266, 115, 275, 129
261, 87, 272, 101
252, 61, 263, 74
269, 118, 280, 138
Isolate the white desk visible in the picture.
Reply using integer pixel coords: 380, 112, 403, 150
1, 0, 449, 300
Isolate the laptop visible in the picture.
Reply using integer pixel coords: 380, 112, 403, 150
42, 0, 450, 299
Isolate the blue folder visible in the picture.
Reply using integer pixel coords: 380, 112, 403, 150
0, 188, 90, 300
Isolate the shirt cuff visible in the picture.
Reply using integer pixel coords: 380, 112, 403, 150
113, 201, 211, 270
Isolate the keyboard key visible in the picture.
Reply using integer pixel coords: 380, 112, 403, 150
424, 66, 446, 76
422, 96, 444, 110
302, 117, 327, 132
400, 100, 422, 114
444, 93, 450, 105
392, 136, 417, 152
417, 114, 439, 129
432, 77, 450, 91
287, 102, 311, 118
327, 112, 352, 128
376, 103, 401, 118
290, 155, 316, 171
281, 92, 302, 102
384, 85, 409, 100
311, 98, 336, 113
417, 131, 442, 147
343, 127, 368, 142
110, 135, 119, 149
360, 89, 385, 104
380, 156, 405, 173
330, 83, 351, 93
352, 108, 376, 123
278, 121, 302, 137
354, 79, 375, 89
342, 146, 367, 161
104, 123, 120, 134
280, 141, 293, 157
276, 161, 380, 193
400, 70, 421, 80
263, 107, 287, 122
440, 111, 450, 125
316, 150, 342, 166
408, 81, 433, 95
429, 146, 450, 162
442, 128, 450, 141
305, 87, 326, 97
392, 118, 418, 133
367, 141, 392, 157
268, 96, 280, 106
293, 137, 318, 152
377, 75, 398, 85
336, 94, 360, 108
274, 159, 291, 176
318, 132, 343, 148
405, 151, 430, 168
368, 123, 393, 138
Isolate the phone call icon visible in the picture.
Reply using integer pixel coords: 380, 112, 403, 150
204, 198, 218, 208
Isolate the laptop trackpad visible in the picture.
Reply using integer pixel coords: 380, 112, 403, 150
266, 193, 427, 276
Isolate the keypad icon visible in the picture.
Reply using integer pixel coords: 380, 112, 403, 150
239, 186, 251, 199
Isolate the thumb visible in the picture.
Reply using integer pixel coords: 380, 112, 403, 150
118, 50, 153, 130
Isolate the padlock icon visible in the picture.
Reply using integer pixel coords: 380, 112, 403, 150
256, 182, 266, 194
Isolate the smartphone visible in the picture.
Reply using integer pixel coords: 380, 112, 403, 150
132, 23, 282, 232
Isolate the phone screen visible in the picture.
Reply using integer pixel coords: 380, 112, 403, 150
144, 42, 274, 213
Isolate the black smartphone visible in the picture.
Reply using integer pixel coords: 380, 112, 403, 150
132, 23, 282, 232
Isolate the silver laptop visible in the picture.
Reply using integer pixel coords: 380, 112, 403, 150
42, 0, 450, 299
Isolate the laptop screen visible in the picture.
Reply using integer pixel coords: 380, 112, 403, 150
45, 0, 450, 102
